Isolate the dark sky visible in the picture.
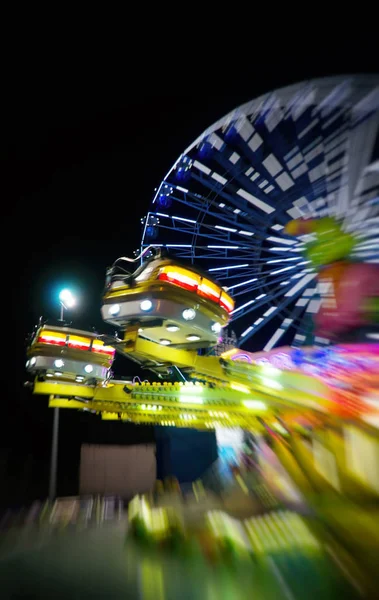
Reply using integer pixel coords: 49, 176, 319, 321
2, 49, 378, 495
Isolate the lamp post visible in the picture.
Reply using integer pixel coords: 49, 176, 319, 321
49, 289, 76, 503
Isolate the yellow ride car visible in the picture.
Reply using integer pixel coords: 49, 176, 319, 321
26, 324, 115, 383
101, 247, 234, 349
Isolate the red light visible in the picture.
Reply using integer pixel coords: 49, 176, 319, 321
158, 268, 200, 293
198, 279, 221, 303
68, 340, 91, 351
219, 292, 234, 314
92, 342, 116, 357
37, 334, 66, 347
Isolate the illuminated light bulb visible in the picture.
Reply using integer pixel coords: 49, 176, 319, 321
108, 304, 120, 316
84, 364, 93, 374
160, 339, 171, 346
179, 396, 203, 404
166, 324, 180, 332
261, 365, 281, 377
187, 334, 200, 341
140, 299, 153, 311
59, 289, 75, 308
243, 400, 267, 410
231, 383, 250, 394
54, 359, 64, 368
211, 322, 222, 333
182, 308, 196, 321
260, 377, 283, 391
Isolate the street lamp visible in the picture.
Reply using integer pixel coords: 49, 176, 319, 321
49, 288, 76, 503
59, 288, 75, 321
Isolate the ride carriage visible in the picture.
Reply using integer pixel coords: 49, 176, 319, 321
26, 324, 115, 383
101, 247, 235, 350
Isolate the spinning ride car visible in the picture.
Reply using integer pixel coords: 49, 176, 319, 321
26, 324, 115, 383
101, 247, 234, 349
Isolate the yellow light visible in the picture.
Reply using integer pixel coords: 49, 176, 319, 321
261, 365, 281, 377
260, 378, 283, 391
243, 400, 267, 410
179, 396, 203, 404
231, 382, 251, 394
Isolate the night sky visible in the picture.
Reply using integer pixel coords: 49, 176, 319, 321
2, 48, 377, 504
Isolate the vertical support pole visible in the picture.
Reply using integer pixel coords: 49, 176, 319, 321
49, 407, 59, 502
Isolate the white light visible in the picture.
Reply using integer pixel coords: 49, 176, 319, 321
166, 324, 180, 332
238, 230, 254, 236
243, 400, 267, 410
54, 372, 62, 377
231, 298, 256, 314
209, 263, 248, 272
46, 373, 53, 378
179, 397, 203, 404
231, 383, 250, 394
267, 257, 300, 264
59, 289, 75, 308
227, 277, 257, 291
261, 365, 281, 377
280, 281, 290, 285
160, 339, 171, 346
54, 359, 64, 368
76, 376, 84, 382
241, 326, 254, 338
140, 299, 153, 311
108, 304, 120, 316
367, 333, 379, 340
84, 364, 93, 373
30, 357, 36, 366
261, 377, 283, 390
211, 322, 222, 333
172, 215, 197, 224
182, 308, 196, 321
219, 203, 225, 208
270, 265, 298, 275
215, 225, 237, 233
208, 245, 239, 249
187, 334, 200, 341
267, 236, 296, 246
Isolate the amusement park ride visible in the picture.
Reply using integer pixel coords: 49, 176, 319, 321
25, 75, 379, 441
26, 223, 379, 432
20, 75, 379, 596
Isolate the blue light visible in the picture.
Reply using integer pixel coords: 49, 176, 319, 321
146, 226, 158, 239
157, 194, 172, 208
198, 141, 213, 159
291, 348, 304, 367
175, 167, 191, 182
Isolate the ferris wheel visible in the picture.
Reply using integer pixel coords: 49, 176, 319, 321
140, 75, 379, 351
